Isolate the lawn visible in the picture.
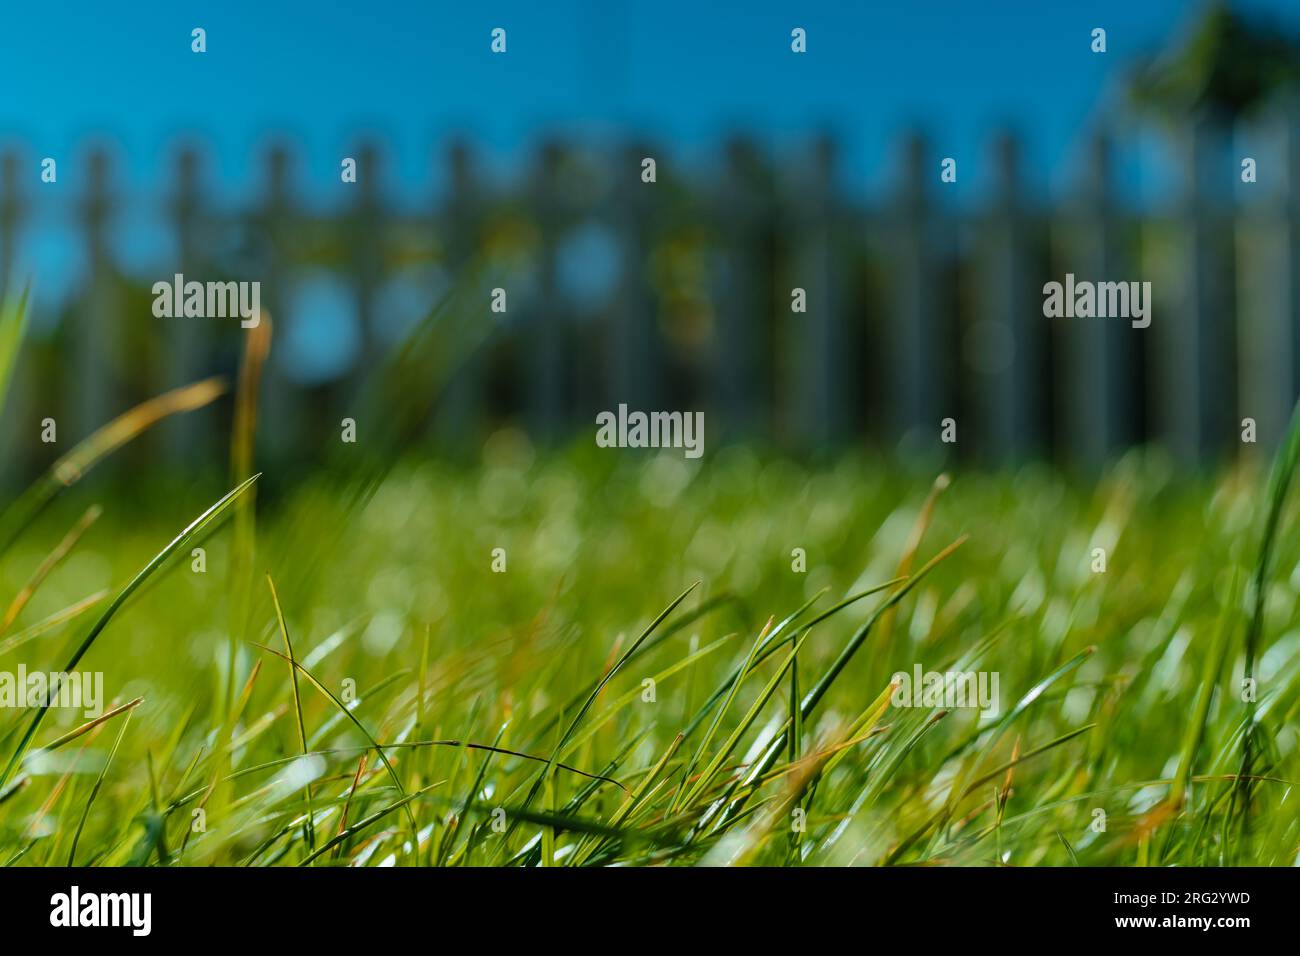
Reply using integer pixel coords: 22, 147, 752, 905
0, 294, 1297, 867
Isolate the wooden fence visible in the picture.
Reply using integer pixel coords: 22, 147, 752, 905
1, 112, 1298, 478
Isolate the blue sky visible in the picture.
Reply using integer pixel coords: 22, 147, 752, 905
4, 0, 1297, 201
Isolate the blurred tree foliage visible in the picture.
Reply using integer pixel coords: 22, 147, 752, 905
1128, 0, 1300, 120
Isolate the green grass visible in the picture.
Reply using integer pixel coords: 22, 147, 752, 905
1, 285, 1298, 866
1, 440, 1298, 866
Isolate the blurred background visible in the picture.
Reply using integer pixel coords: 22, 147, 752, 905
2, 0, 1300, 487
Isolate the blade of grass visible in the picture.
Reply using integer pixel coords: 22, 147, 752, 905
878, 473, 950, 650
0, 473, 258, 790
0, 505, 101, 637
0, 377, 227, 556
1172, 568, 1238, 811
226, 316, 270, 723
509, 581, 699, 834
30, 697, 143, 757
67, 707, 133, 866
672, 617, 773, 813
886, 723, 1096, 864
247, 641, 421, 848
267, 574, 315, 853
718, 537, 965, 826
333, 754, 370, 861
298, 781, 443, 866
0, 590, 109, 659
1238, 394, 1300, 841
681, 629, 811, 809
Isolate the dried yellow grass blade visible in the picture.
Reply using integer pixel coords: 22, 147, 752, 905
0, 377, 227, 554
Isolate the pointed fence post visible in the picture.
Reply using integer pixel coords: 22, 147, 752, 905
165, 145, 215, 461
1237, 105, 1300, 453
1060, 130, 1137, 470
0, 149, 31, 483
0, 151, 22, 294
975, 132, 1043, 462
1152, 116, 1234, 465
251, 144, 304, 464
525, 141, 568, 444
75, 148, 117, 444
346, 141, 385, 396
787, 136, 846, 447
710, 137, 774, 442
889, 132, 944, 450
436, 140, 490, 446
610, 141, 663, 417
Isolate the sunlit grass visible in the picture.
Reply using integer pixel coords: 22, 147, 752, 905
0, 437, 1296, 866
1, 282, 1297, 866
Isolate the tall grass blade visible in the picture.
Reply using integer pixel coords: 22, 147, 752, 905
0, 285, 30, 424
0, 473, 258, 789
